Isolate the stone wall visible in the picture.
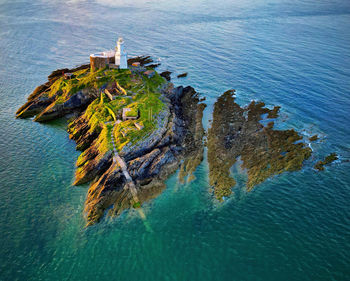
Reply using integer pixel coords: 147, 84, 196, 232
90, 55, 116, 72
90, 56, 107, 72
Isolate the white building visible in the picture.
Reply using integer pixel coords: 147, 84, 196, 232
115, 37, 128, 69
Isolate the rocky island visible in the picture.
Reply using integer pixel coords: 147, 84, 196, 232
17, 53, 206, 226
16, 39, 338, 226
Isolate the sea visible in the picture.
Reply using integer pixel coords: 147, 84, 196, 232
0, 0, 349, 280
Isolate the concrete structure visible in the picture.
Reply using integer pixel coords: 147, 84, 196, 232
122, 108, 138, 121
89, 38, 128, 71
90, 50, 115, 72
104, 82, 127, 100
144, 70, 155, 78
134, 122, 144, 130
109, 64, 119, 70
115, 37, 128, 69
104, 88, 118, 101
130, 62, 146, 75
110, 122, 140, 204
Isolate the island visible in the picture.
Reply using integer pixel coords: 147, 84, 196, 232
16, 38, 337, 226
17, 38, 205, 226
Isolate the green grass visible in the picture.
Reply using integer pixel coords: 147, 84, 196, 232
133, 202, 141, 208
105, 105, 117, 121
46, 68, 140, 105
125, 108, 138, 117
113, 87, 165, 151
98, 124, 114, 153
69, 67, 167, 152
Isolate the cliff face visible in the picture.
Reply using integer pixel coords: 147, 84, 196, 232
71, 85, 206, 225
16, 64, 92, 121
16, 58, 208, 226
16, 56, 154, 122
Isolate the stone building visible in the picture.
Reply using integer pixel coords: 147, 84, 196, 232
90, 50, 115, 72
122, 108, 138, 121
144, 70, 155, 78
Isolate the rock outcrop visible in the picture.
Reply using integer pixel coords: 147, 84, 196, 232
17, 59, 329, 227
78, 85, 206, 225
16, 57, 208, 226
207, 90, 312, 200
16, 64, 96, 121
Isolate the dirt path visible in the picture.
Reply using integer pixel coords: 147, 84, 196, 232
110, 121, 140, 203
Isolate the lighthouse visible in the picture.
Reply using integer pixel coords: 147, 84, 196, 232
115, 37, 128, 69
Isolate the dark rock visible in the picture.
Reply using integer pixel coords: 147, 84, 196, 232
314, 153, 338, 171
207, 90, 312, 199
128, 149, 162, 179
84, 163, 127, 226
177, 72, 188, 78
48, 64, 90, 81
147, 63, 160, 68
17, 62, 207, 227
74, 151, 113, 185
160, 71, 172, 81
127, 55, 154, 66
34, 88, 97, 122
309, 135, 319, 142
16, 98, 54, 119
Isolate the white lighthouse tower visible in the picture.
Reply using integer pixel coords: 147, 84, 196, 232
115, 37, 128, 69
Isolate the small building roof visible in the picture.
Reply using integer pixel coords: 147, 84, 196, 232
90, 50, 115, 58
122, 108, 138, 120
144, 70, 155, 76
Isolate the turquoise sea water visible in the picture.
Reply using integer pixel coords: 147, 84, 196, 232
1, 0, 350, 280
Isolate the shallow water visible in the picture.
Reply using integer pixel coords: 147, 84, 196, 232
0, 0, 350, 280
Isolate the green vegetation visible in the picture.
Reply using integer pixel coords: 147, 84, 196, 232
113, 90, 164, 151
125, 108, 138, 117
69, 67, 167, 153
132, 201, 141, 208
44, 67, 138, 105
111, 72, 166, 151
105, 105, 117, 121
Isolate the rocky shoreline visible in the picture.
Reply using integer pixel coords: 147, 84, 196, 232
74, 85, 205, 225
17, 58, 205, 226
17, 58, 338, 226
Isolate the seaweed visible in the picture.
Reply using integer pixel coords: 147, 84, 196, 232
314, 153, 338, 171
309, 135, 319, 142
207, 90, 312, 199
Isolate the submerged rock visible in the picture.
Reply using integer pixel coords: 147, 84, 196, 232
309, 134, 319, 142
314, 153, 338, 171
207, 90, 312, 200
17, 59, 333, 227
